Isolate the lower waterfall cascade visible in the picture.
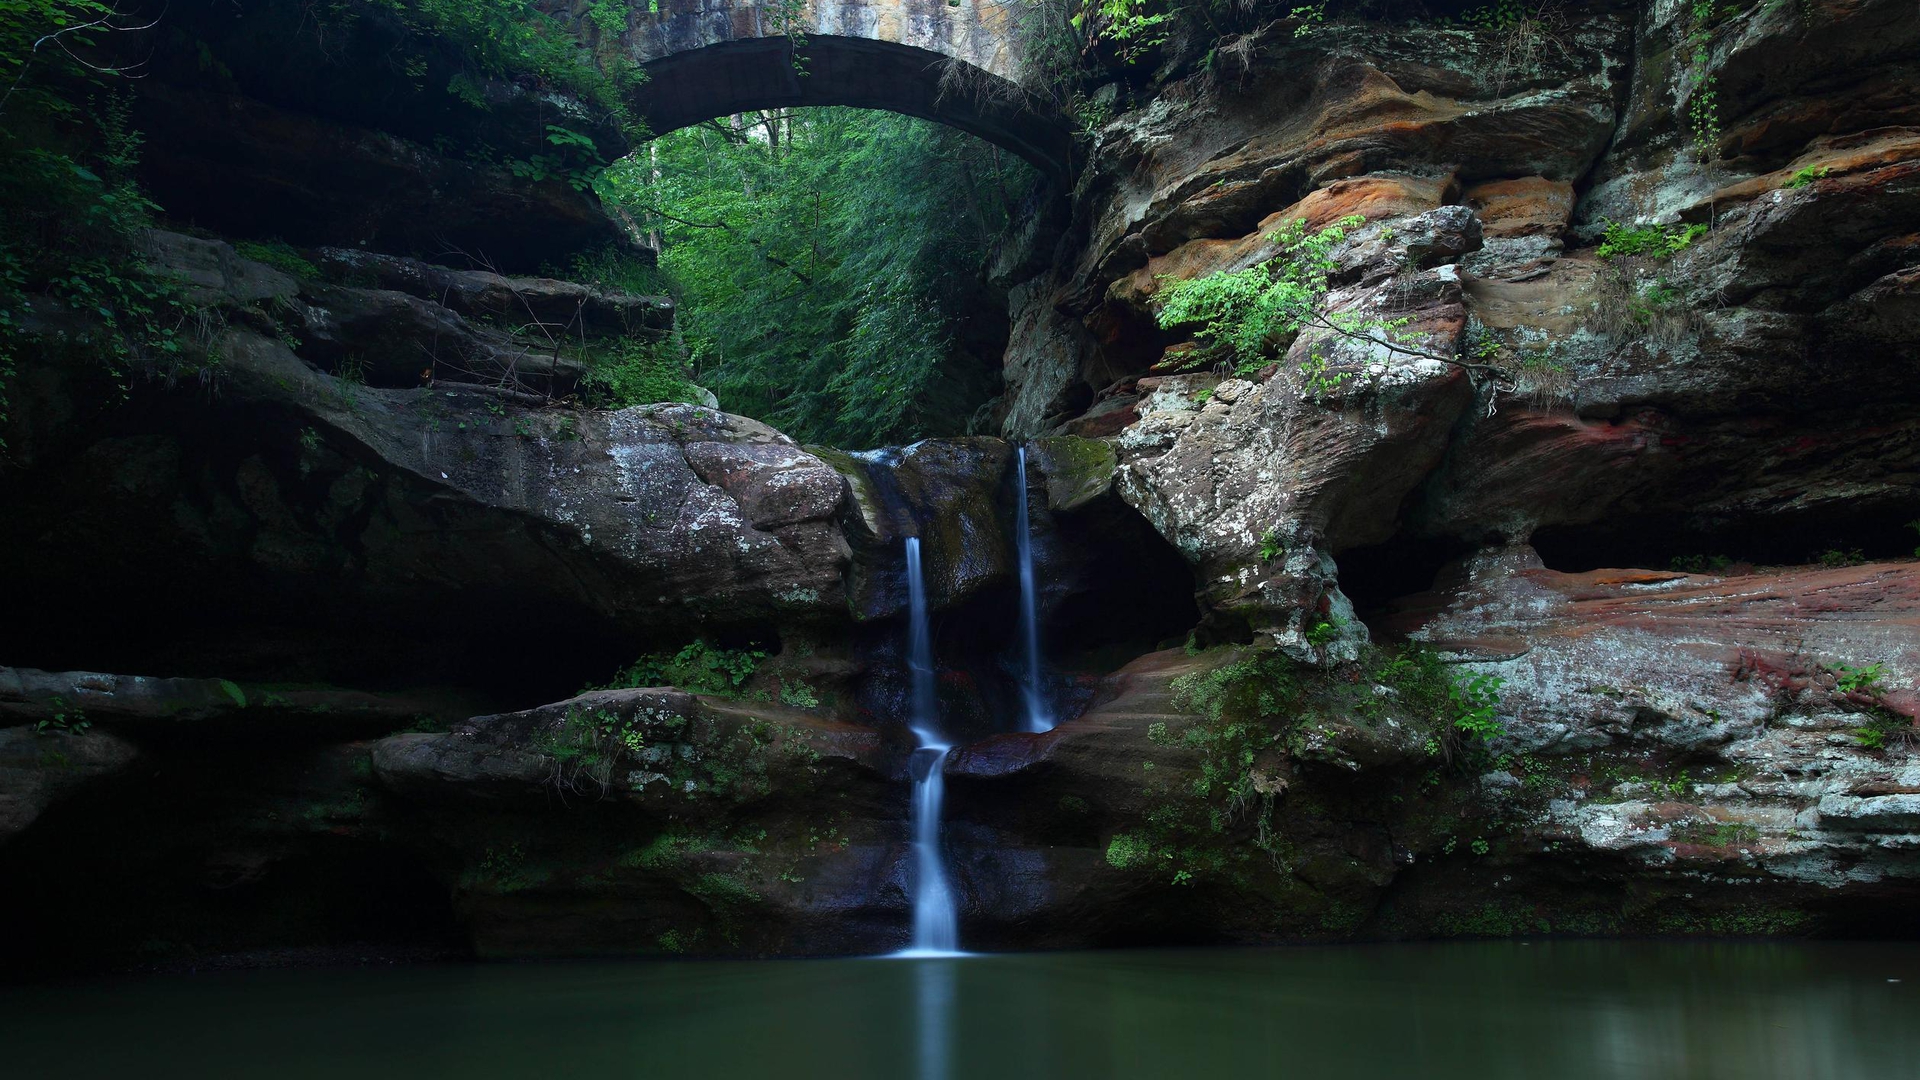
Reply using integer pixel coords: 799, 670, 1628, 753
900, 536, 960, 956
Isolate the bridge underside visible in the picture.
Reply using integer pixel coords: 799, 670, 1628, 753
633, 36, 1074, 183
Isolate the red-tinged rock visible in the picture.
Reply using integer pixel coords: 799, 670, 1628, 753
1465, 177, 1576, 239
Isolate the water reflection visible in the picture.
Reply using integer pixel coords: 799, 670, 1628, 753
3, 942, 1914, 1079
916, 958, 955, 1080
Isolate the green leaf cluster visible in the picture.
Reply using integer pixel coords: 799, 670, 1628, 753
579, 338, 704, 409
1595, 220, 1709, 260
357, 0, 650, 142
601, 108, 1033, 447
234, 239, 319, 280
1154, 216, 1362, 366
596, 640, 768, 698
1, 3, 209, 453
1831, 662, 1886, 696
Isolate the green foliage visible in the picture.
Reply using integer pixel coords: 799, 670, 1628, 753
601, 108, 1030, 447
1854, 708, 1911, 752
359, 0, 649, 142
1082, 0, 1176, 63
1685, 72, 1721, 156
580, 338, 703, 409
32, 695, 89, 737
0, 6, 211, 452
569, 245, 668, 296
1909, 519, 1920, 558
1289, 3, 1329, 37
1296, 351, 1352, 403
1782, 164, 1829, 189
535, 705, 647, 796
1304, 619, 1340, 647
1105, 831, 1156, 869
1670, 0, 1800, 157
234, 240, 318, 280
1670, 553, 1734, 574
778, 679, 820, 709
217, 679, 248, 708
1830, 662, 1886, 696
1817, 548, 1865, 568
1155, 214, 1436, 400
1257, 528, 1285, 563
1458, 0, 1530, 31
597, 639, 767, 697
1362, 645, 1506, 761
1361, 644, 1457, 722
586, 0, 626, 36
1596, 220, 1709, 260
1155, 216, 1363, 369
1626, 276, 1685, 326
1450, 672, 1507, 745
1169, 653, 1301, 726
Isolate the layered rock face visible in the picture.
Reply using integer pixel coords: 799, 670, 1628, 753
993, 0, 1920, 649
3, 0, 1919, 969
124, 0, 637, 271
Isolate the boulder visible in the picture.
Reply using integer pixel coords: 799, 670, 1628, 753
0, 727, 140, 844
370, 688, 909, 957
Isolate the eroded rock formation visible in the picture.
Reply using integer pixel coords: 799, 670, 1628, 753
3, 0, 1918, 970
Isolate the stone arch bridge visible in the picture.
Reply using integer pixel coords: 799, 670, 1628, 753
565, 0, 1075, 181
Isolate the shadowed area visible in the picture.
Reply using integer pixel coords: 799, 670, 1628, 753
632, 36, 1073, 182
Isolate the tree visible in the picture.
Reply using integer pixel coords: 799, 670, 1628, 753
598, 108, 1036, 448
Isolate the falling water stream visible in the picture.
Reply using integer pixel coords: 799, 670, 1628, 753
1014, 446, 1054, 734
900, 536, 960, 956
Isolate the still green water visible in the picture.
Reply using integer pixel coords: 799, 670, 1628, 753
4, 942, 1915, 1079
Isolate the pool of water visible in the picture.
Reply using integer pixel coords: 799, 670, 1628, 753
4, 941, 1914, 1079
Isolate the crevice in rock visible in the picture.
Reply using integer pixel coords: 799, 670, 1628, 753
0, 735, 466, 978
1531, 508, 1920, 575
1336, 533, 1481, 625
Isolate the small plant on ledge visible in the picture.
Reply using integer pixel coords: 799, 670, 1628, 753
1153, 215, 1505, 404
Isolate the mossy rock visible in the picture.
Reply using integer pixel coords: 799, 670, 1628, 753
1030, 435, 1117, 512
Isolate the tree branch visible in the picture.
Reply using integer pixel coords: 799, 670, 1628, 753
1301, 308, 1510, 379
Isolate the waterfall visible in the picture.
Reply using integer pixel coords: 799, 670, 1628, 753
901, 536, 960, 955
1015, 445, 1054, 733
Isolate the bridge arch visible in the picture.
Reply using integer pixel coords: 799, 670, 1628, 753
580, 0, 1076, 182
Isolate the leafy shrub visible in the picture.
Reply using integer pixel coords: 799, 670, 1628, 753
580, 338, 703, 408
569, 245, 669, 296
1671, 554, 1734, 574
32, 696, 90, 737
1854, 709, 1911, 752
1460, 0, 1530, 31
1169, 653, 1301, 725
1782, 164, 1829, 189
1450, 672, 1507, 744
1831, 662, 1886, 696
1083, 0, 1175, 64
1364, 645, 1505, 758
597, 640, 767, 697
1596, 221, 1709, 260
600, 108, 1027, 447
1258, 528, 1284, 562
1155, 215, 1366, 370
535, 706, 646, 796
357, 0, 650, 141
778, 679, 820, 709
0, 25, 204, 452
234, 240, 319, 280
1817, 548, 1865, 568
